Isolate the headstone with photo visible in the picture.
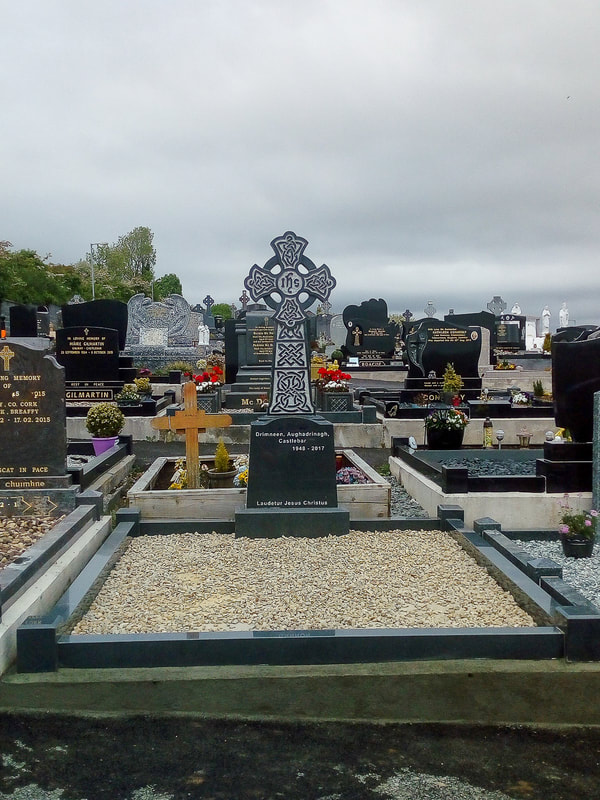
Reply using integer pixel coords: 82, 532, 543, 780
235, 231, 348, 538
403, 317, 482, 401
0, 339, 79, 515
342, 298, 399, 366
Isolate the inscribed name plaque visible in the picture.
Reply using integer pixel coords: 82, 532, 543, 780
0, 340, 66, 488
245, 415, 337, 508
405, 318, 481, 379
55, 326, 120, 382
246, 314, 275, 367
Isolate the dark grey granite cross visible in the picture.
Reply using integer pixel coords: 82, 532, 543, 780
244, 231, 336, 414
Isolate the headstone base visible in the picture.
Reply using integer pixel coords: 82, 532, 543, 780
0, 485, 80, 517
234, 507, 349, 539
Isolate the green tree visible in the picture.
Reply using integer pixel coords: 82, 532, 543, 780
116, 226, 156, 277
81, 226, 157, 302
211, 302, 233, 320
153, 273, 182, 300
0, 247, 80, 305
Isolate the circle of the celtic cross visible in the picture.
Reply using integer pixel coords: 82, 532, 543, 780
259, 254, 321, 315
276, 271, 303, 296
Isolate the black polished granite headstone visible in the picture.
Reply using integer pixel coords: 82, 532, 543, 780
0, 339, 78, 515
236, 414, 349, 537
495, 313, 525, 350
9, 305, 38, 337
445, 310, 496, 354
55, 327, 120, 382
553, 330, 600, 442
246, 415, 337, 508
342, 298, 399, 365
62, 299, 128, 350
405, 318, 481, 380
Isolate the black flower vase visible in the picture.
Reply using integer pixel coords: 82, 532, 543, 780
427, 427, 465, 450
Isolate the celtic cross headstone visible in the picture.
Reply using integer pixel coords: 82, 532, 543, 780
203, 295, 214, 315
244, 231, 336, 414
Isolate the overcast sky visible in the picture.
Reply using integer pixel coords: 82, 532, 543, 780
2, 1, 599, 327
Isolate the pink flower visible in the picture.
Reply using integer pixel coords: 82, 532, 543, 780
558, 524, 570, 534
585, 519, 592, 527
590, 509, 599, 517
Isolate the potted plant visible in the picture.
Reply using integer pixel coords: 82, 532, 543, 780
85, 403, 125, 456
441, 363, 463, 405
558, 499, 598, 558
424, 407, 469, 449
134, 376, 152, 397
208, 438, 237, 488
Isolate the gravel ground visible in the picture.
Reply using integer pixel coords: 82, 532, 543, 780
72, 529, 534, 635
512, 538, 600, 610
0, 515, 65, 570
441, 457, 536, 477
389, 475, 429, 518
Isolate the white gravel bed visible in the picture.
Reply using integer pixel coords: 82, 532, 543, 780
73, 530, 534, 635
512, 538, 600, 611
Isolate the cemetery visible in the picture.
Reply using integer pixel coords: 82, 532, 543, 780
2, 232, 600, 726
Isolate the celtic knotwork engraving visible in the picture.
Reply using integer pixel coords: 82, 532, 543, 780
245, 265, 277, 299
278, 325, 303, 341
304, 267, 336, 299
276, 297, 304, 328
271, 232, 308, 268
278, 342, 304, 366
270, 372, 312, 414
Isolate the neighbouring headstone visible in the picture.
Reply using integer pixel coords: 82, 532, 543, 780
55, 327, 121, 383
224, 310, 275, 408
342, 298, 399, 366
404, 318, 482, 401
9, 305, 38, 338
236, 231, 348, 538
62, 299, 128, 350
124, 293, 201, 371
496, 313, 525, 350
0, 339, 78, 515
553, 328, 600, 442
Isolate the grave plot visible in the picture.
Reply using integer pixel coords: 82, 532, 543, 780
17, 507, 582, 673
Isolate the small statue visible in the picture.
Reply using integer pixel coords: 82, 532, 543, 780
511, 303, 522, 315
541, 305, 551, 335
559, 302, 569, 328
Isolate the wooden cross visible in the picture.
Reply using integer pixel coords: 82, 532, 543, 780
151, 381, 232, 488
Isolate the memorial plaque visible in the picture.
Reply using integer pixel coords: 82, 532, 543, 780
62, 299, 128, 349
246, 415, 338, 508
0, 340, 66, 486
55, 326, 120, 382
246, 314, 275, 367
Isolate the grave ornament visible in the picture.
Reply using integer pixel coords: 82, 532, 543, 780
244, 231, 335, 414
151, 381, 232, 488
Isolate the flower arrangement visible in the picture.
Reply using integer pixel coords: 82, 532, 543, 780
559, 497, 599, 540
233, 454, 248, 487
336, 466, 369, 484
495, 360, 516, 370
316, 366, 352, 393
207, 352, 225, 369
115, 384, 141, 405
424, 408, 469, 431
168, 457, 209, 489
85, 403, 125, 438
511, 391, 531, 406
188, 364, 224, 393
